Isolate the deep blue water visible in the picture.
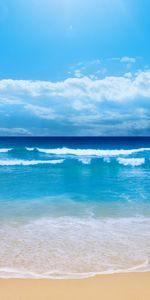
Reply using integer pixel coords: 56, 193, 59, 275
0, 137, 150, 278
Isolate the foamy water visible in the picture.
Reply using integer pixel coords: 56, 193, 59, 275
0, 217, 150, 278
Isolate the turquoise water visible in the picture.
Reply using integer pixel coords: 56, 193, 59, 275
0, 137, 150, 278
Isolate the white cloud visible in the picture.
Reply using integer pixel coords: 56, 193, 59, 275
0, 128, 31, 136
120, 56, 136, 64
0, 70, 150, 103
0, 70, 149, 135
0, 96, 22, 105
70, 59, 102, 79
110, 56, 136, 64
73, 69, 84, 78
25, 104, 56, 120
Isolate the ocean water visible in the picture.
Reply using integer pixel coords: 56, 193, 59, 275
0, 136, 150, 278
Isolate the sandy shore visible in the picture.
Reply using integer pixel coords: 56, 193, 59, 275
0, 273, 150, 300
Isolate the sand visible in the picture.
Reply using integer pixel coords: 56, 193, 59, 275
0, 273, 150, 300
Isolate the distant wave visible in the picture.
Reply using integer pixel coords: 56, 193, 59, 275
26, 147, 150, 157
0, 159, 64, 166
0, 147, 150, 157
117, 158, 145, 166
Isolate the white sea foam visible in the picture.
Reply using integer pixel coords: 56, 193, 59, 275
0, 159, 64, 166
0, 148, 12, 153
26, 147, 35, 151
78, 157, 91, 165
32, 147, 150, 157
103, 157, 111, 163
0, 264, 149, 279
117, 158, 145, 166
0, 216, 150, 278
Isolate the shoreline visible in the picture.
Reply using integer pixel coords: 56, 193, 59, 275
0, 272, 150, 300
0, 269, 149, 280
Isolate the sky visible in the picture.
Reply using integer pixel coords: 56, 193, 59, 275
0, 0, 150, 136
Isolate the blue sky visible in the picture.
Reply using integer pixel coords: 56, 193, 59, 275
0, 0, 150, 135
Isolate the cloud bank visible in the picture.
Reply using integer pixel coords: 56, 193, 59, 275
0, 70, 150, 135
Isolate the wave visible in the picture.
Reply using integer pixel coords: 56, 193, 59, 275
0, 263, 149, 279
26, 147, 150, 157
117, 158, 145, 166
0, 148, 12, 153
78, 157, 92, 165
0, 157, 148, 167
0, 147, 149, 159
0, 159, 64, 166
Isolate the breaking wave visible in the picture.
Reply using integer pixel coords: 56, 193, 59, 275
0, 157, 148, 167
0, 159, 64, 166
117, 158, 145, 166
26, 147, 150, 156
0, 148, 12, 153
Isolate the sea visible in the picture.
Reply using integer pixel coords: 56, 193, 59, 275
0, 136, 150, 279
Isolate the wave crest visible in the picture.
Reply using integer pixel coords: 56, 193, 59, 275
0, 148, 12, 153
117, 158, 145, 166
0, 159, 64, 166
27, 147, 150, 157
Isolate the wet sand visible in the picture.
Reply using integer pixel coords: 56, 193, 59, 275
0, 272, 150, 300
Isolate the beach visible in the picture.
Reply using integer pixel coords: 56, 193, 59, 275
0, 273, 150, 300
